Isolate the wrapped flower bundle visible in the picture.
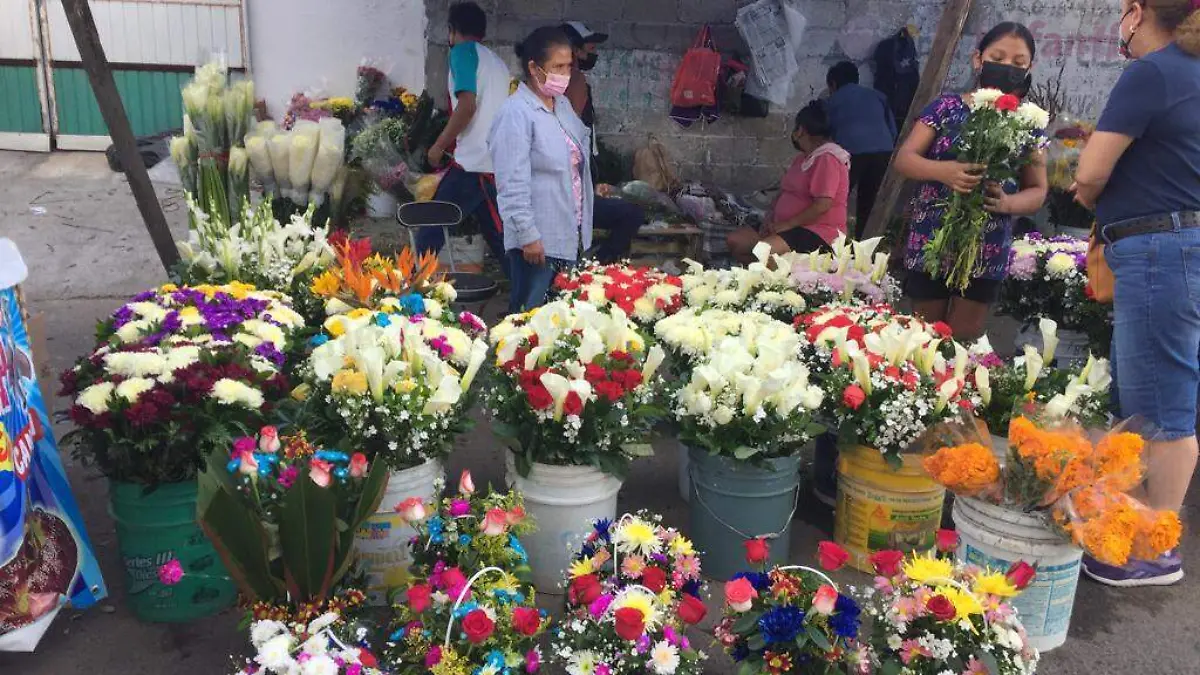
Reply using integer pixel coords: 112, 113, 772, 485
384, 472, 545, 675
797, 304, 970, 463
716, 541, 865, 675
302, 310, 488, 471
921, 89, 1049, 291
999, 233, 1109, 352
552, 513, 709, 675
355, 60, 388, 106
61, 283, 302, 484
859, 550, 1039, 675
232, 611, 384, 675
198, 428, 388, 605
678, 246, 807, 322
487, 300, 667, 478
785, 234, 901, 308
245, 118, 348, 209
1046, 118, 1096, 231
553, 261, 684, 325
308, 241, 446, 321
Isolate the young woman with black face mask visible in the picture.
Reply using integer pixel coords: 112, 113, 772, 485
893, 22, 1049, 340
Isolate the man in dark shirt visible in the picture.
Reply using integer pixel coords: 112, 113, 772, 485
824, 61, 898, 238
561, 21, 645, 264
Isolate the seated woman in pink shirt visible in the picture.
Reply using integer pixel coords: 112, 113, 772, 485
727, 101, 851, 263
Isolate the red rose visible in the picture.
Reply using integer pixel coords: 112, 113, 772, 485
931, 321, 953, 338
842, 384, 867, 411
744, 538, 770, 565
511, 606, 542, 636
526, 385, 554, 410
594, 381, 626, 403
613, 607, 646, 640
678, 593, 708, 625
926, 594, 958, 622
614, 369, 643, 390
584, 363, 610, 383
817, 541, 850, 571
569, 574, 602, 605
461, 608, 495, 644
936, 528, 959, 554
1006, 561, 1037, 590
563, 391, 584, 417
995, 94, 1020, 112
868, 550, 905, 578
406, 583, 432, 613
641, 566, 668, 593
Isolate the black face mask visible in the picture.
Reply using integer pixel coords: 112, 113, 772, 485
979, 61, 1029, 94
578, 53, 598, 71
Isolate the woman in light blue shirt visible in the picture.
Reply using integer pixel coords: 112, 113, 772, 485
489, 26, 593, 312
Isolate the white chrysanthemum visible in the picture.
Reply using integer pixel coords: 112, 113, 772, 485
115, 377, 155, 402
234, 333, 265, 349
1045, 252, 1077, 278
78, 382, 115, 414
565, 649, 600, 675
250, 620, 287, 649
255, 634, 295, 672
243, 319, 286, 348
300, 653, 338, 675
424, 298, 443, 318
163, 345, 202, 372
115, 319, 150, 344
649, 641, 681, 675
210, 378, 265, 408
104, 351, 168, 378
970, 88, 1004, 110
128, 301, 169, 322
1016, 101, 1051, 129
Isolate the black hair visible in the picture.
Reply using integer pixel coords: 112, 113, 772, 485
449, 2, 487, 39
827, 61, 860, 89
794, 101, 831, 138
514, 27, 573, 79
977, 21, 1037, 62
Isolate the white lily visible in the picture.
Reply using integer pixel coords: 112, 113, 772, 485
975, 364, 992, 407
918, 339, 942, 376
460, 341, 488, 390
643, 345, 666, 382
851, 352, 873, 394
1022, 344, 1045, 391
934, 378, 961, 413
355, 344, 387, 401
1082, 356, 1112, 391
1045, 380, 1087, 418
1039, 318, 1059, 364
422, 375, 463, 415
853, 237, 882, 273
953, 341, 969, 381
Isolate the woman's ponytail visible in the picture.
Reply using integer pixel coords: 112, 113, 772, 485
1177, 5, 1200, 56
1147, 0, 1200, 55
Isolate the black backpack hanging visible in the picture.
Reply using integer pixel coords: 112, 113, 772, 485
873, 28, 920, 127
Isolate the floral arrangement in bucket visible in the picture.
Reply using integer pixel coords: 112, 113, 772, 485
552, 261, 684, 325
785, 234, 901, 308
298, 309, 488, 471
921, 89, 1050, 291
553, 512, 709, 675
60, 284, 301, 485
715, 539, 868, 675
231, 611, 385, 675
923, 413, 1183, 567
998, 233, 1110, 354
383, 473, 546, 675
653, 308, 796, 366
307, 241, 449, 323
797, 304, 971, 464
486, 300, 667, 478
195, 427, 388, 606
858, 548, 1040, 675
678, 245, 808, 322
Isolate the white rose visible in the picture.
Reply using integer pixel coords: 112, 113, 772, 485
210, 378, 265, 408
78, 382, 116, 414
711, 405, 735, 425
424, 298, 444, 317
115, 377, 155, 402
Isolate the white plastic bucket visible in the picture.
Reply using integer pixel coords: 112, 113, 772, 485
366, 191, 398, 218
678, 442, 691, 503
504, 454, 622, 593
354, 459, 444, 605
952, 497, 1083, 652
1056, 329, 1089, 369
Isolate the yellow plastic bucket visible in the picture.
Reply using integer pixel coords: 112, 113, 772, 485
834, 445, 946, 572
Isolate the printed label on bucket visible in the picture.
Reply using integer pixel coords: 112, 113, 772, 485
837, 490, 941, 554
121, 533, 234, 619
355, 513, 415, 604
964, 544, 1080, 637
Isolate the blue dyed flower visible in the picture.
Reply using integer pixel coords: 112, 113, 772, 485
459, 534, 472, 546
316, 450, 349, 463
682, 579, 702, 597
375, 312, 392, 327
593, 518, 613, 541
453, 601, 479, 618
484, 650, 506, 669
830, 595, 861, 639
388, 627, 406, 642
309, 334, 330, 348
400, 293, 426, 315
758, 606, 806, 645
731, 644, 750, 662
731, 571, 772, 592
509, 534, 528, 561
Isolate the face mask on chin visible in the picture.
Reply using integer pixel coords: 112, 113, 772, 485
978, 61, 1029, 94
578, 53, 598, 71
1118, 6, 1139, 59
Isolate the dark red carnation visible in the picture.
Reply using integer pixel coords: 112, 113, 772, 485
125, 401, 161, 427
584, 363, 610, 384
563, 391, 584, 417
641, 566, 668, 593
594, 381, 626, 403
612, 369, 642, 390
526, 385, 553, 410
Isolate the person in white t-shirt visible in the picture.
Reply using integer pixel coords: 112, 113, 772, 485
419, 2, 513, 277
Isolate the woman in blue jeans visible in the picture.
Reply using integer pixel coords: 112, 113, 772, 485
1074, 0, 1200, 586
489, 26, 593, 313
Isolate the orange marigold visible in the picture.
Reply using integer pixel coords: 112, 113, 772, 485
924, 443, 1001, 495
1133, 510, 1183, 561
1091, 432, 1145, 491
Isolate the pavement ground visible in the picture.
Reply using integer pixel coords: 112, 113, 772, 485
0, 151, 1196, 674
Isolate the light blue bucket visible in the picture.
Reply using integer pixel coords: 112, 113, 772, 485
688, 447, 801, 580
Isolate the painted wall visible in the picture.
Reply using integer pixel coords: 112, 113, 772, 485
248, 0, 428, 119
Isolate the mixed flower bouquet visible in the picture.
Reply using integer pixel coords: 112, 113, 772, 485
301, 309, 488, 471
197, 428, 388, 605
923, 414, 1182, 566
486, 300, 667, 478
384, 472, 546, 675
859, 550, 1039, 675
785, 235, 901, 308
350, 91, 440, 200
553, 513, 709, 675
678, 246, 807, 322
716, 540, 866, 675
921, 89, 1050, 291
999, 233, 1111, 352
1046, 118, 1095, 232
656, 309, 825, 459
60, 283, 301, 484
797, 304, 970, 464
232, 611, 384, 675
308, 241, 447, 322
553, 262, 684, 325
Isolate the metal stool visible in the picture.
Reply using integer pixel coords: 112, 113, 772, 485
396, 200, 499, 304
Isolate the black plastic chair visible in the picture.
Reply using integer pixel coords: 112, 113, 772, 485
396, 200, 498, 304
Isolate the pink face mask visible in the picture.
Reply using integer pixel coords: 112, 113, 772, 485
537, 67, 571, 97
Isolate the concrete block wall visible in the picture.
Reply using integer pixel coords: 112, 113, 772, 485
424, 0, 1128, 192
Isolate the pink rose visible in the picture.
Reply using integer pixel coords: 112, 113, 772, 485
258, 425, 280, 453
394, 497, 428, 523
309, 458, 332, 487
349, 452, 368, 478
480, 508, 509, 536
724, 578, 758, 612
811, 584, 838, 615
238, 451, 259, 476
458, 470, 476, 495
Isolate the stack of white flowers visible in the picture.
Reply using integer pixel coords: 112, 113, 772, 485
785, 235, 901, 306
237, 613, 382, 675
679, 246, 806, 318
655, 308, 798, 362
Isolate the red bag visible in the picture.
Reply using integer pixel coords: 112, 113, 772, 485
670, 26, 721, 108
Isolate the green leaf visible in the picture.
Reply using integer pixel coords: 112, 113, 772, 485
734, 446, 762, 460
278, 471, 339, 601
977, 649, 1001, 675
621, 442, 655, 458
805, 623, 832, 651
794, 632, 810, 649
514, 451, 533, 478
196, 461, 280, 601
746, 634, 766, 652
732, 611, 762, 635
737, 663, 757, 675
884, 452, 904, 471
878, 660, 903, 675
491, 420, 521, 441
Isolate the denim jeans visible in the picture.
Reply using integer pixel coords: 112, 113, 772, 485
415, 166, 510, 279
592, 197, 644, 263
1103, 221, 1200, 440
506, 250, 574, 314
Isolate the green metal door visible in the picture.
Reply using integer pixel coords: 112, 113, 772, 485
0, 0, 51, 151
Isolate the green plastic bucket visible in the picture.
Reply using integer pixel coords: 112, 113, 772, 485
688, 447, 801, 580
108, 480, 236, 622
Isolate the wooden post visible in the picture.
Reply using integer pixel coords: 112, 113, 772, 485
861, 0, 976, 240
60, 0, 179, 272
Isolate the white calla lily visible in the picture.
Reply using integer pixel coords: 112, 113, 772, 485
1039, 318, 1059, 364
1022, 344, 1045, 391
975, 365, 992, 406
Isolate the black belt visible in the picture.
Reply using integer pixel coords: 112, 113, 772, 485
1103, 211, 1200, 244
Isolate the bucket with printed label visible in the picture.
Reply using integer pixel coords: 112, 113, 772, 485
354, 460, 444, 605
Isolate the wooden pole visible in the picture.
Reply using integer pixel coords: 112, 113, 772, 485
60, 0, 179, 272
861, 0, 976, 239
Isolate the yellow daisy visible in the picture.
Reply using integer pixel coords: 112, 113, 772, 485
568, 556, 595, 578
973, 572, 1018, 598
612, 518, 662, 557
